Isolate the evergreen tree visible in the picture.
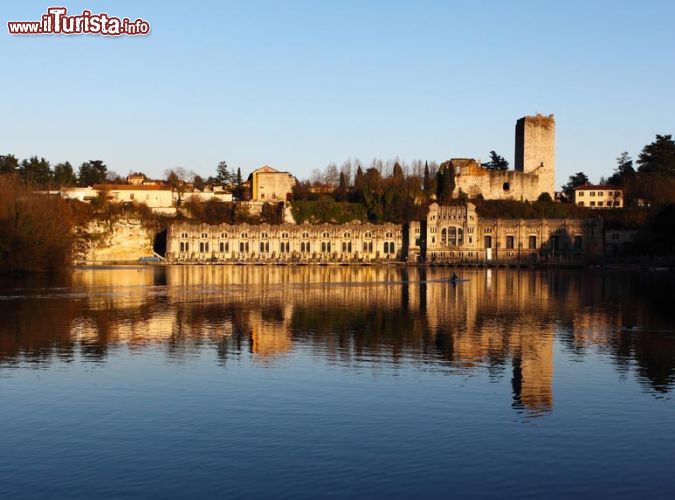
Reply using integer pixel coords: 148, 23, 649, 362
236, 167, 242, 186
53, 161, 77, 186
562, 172, 589, 201
193, 175, 205, 191
216, 161, 231, 184
351, 165, 365, 202
20, 156, 52, 185
607, 152, 635, 186
0, 154, 19, 174
392, 162, 404, 179
435, 161, 455, 203
637, 134, 675, 177
78, 160, 108, 186
482, 151, 509, 170
423, 161, 432, 193
336, 172, 348, 201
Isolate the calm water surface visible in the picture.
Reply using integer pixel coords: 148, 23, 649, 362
1, 266, 674, 499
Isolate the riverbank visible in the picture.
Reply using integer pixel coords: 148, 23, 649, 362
72, 259, 675, 271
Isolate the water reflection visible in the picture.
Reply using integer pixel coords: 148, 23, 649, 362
1, 266, 674, 416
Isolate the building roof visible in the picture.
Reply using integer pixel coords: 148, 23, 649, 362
93, 184, 171, 191
574, 184, 623, 191
251, 165, 291, 175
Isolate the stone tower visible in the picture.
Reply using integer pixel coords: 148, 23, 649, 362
514, 114, 555, 198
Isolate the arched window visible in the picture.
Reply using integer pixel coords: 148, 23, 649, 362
181, 232, 188, 239
364, 232, 372, 238
302, 232, 309, 238
201, 232, 208, 238
343, 232, 350, 238
282, 232, 289, 238
261, 232, 268, 238
322, 232, 329, 238
441, 228, 447, 245
449, 227, 457, 246
240, 232, 248, 238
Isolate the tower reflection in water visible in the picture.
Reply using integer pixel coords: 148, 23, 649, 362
1, 266, 674, 416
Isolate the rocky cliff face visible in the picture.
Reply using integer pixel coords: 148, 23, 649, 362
75, 218, 157, 263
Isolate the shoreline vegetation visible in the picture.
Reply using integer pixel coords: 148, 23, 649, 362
0, 176, 73, 275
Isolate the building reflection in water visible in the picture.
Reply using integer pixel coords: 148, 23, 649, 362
0, 266, 674, 416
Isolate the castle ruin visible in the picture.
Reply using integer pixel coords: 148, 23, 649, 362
452, 114, 555, 201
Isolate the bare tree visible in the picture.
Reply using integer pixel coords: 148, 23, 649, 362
325, 162, 340, 186
339, 159, 353, 187
310, 168, 323, 185
410, 159, 425, 178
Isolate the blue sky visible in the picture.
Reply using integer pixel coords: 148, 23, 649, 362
3, 0, 675, 188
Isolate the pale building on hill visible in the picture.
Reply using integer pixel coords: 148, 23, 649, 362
184, 185, 234, 203
94, 184, 176, 214
248, 166, 296, 202
574, 185, 623, 208
60, 186, 99, 202
126, 173, 163, 186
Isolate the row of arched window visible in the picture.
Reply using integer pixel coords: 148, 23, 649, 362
178, 230, 396, 240
177, 240, 397, 255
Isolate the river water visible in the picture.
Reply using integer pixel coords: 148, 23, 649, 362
1, 266, 674, 498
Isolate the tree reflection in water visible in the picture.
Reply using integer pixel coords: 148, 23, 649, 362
1, 266, 674, 415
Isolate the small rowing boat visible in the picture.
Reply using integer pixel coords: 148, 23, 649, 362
447, 276, 469, 284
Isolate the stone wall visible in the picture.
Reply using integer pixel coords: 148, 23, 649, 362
452, 159, 543, 201
77, 218, 157, 263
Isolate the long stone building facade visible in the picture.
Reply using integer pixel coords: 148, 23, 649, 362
167, 222, 404, 263
165, 201, 603, 264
